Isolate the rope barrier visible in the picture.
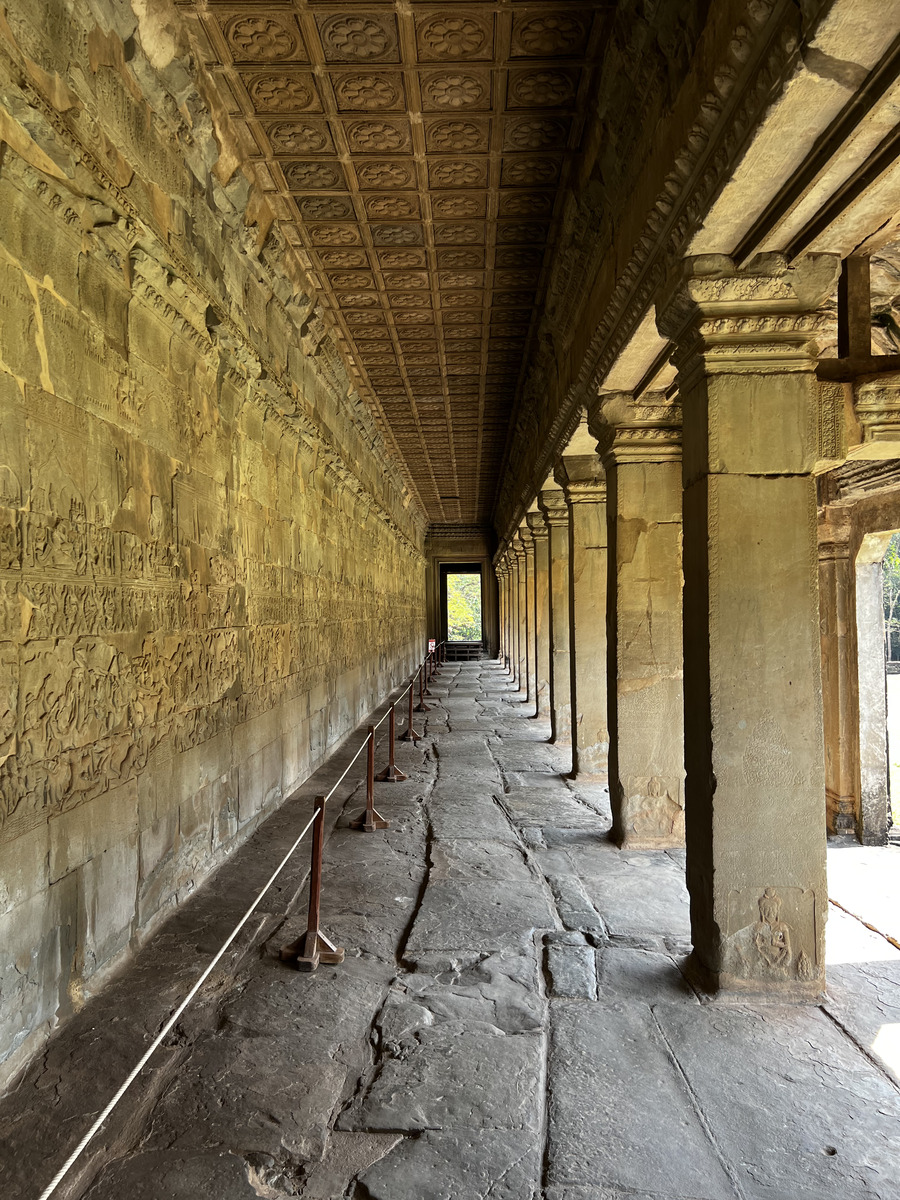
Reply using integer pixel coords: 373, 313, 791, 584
35, 650, 441, 1200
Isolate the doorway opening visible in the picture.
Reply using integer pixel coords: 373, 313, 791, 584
440, 563, 484, 661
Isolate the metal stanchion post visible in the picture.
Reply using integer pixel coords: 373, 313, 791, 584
351, 727, 389, 831
281, 796, 345, 971
376, 702, 407, 782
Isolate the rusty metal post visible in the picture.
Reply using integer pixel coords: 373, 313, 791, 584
280, 796, 345, 972
415, 662, 431, 712
423, 652, 433, 696
376, 701, 407, 782
351, 727, 389, 831
400, 675, 422, 742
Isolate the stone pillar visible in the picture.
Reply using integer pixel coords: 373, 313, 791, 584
526, 510, 551, 720
521, 525, 537, 707
817, 509, 857, 836
513, 535, 528, 696
591, 392, 685, 848
539, 485, 572, 746
657, 253, 839, 998
507, 547, 519, 685
555, 453, 609, 778
496, 561, 504, 667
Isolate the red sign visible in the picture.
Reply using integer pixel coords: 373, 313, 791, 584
428, 639, 436, 652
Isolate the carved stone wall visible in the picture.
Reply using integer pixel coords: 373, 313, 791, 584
0, 0, 425, 1088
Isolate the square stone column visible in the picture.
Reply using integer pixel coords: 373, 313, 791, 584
526, 511, 551, 720
555, 454, 609, 778
657, 253, 840, 998
817, 509, 857, 835
539, 486, 572, 746
521, 525, 537, 708
513, 535, 528, 696
495, 561, 507, 668
590, 392, 685, 848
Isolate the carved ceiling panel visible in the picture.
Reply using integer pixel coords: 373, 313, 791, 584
180, 1, 607, 524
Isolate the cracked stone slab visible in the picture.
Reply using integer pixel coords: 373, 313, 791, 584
501, 788, 606, 830
596, 947, 700, 1005
358, 1129, 541, 1199
405, 878, 557, 955
544, 871, 606, 931
547, 1001, 736, 1197
300, 1131, 402, 1198
83, 1149, 269, 1199
561, 838, 691, 939
145, 1032, 347, 1162
392, 948, 545, 1035
546, 940, 597, 999
654, 1002, 900, 1200
340, 1028, 544, 1133
429, 799, 520, 843
429, 838, 534, 883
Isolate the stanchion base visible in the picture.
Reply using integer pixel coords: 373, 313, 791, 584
414, 700, 431, 712
350, 807, 390, 832
281, 930, 345, 972
423, 687, 433, 697
376, 764, 408, 782
399, 726, 422, 742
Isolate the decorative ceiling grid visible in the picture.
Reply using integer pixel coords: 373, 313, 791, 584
179, 1, 607, 524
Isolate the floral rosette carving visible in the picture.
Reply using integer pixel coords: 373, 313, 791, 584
247, 74, 317, 112
319, 14, 396, 61
426, 119, 486, 152
422, 72, 488, 109
225, 16, 298, 62
418, 15, 488, 58
334, 73, 402, 110
513, 14, 587, 56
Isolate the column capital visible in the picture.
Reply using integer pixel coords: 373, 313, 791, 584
656, 253, 840, 379
589, 390, 682, 466
538, 487, 569, 527
854, 373, 900, 450
525, 510, 548, 539
554, 453, 607, 504
519, 525, 536, 558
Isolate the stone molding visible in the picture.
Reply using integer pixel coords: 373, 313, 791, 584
525, 511, 548, 539
538, 489, 570, 528
590, 390, 682, 466
855, 374, 900, 447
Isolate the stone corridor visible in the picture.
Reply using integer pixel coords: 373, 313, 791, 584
0, 661, 898, 1200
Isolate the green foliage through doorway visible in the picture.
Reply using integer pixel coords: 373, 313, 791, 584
447, 573, 482, 642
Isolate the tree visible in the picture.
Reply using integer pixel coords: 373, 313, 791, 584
446, 573, 482, 641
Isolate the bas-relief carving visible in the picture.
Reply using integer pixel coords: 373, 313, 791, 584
725, 886, 818, 985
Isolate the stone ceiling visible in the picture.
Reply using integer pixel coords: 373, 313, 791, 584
179, 1, 608, 526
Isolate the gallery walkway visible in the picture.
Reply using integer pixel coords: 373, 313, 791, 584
2, 662, 900, 1200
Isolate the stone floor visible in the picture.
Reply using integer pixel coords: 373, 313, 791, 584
2, 661, 900, 1200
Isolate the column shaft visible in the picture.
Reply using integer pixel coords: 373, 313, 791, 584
658, 255, 838, 997
593, 397, 685, 848
527, 512, 551, 720
557, 456, 609, 777
540, 488, 572, 745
